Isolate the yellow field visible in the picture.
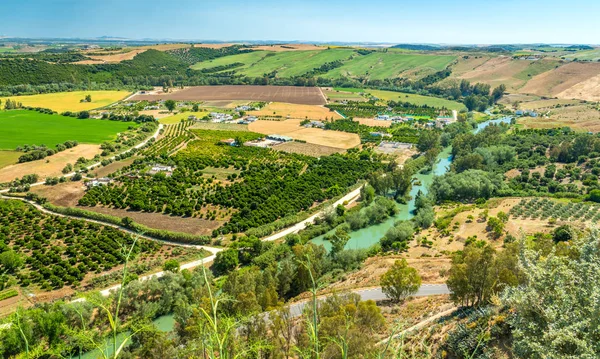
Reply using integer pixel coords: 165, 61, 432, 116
0, 144, 102, 183
1, 91, 130, 112
249, 102, 340, 120
248, 119, 360, 149
159, 111, 209, 124
0, 151, 20, 169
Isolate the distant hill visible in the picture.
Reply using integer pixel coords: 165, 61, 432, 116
391, 44, 440, 51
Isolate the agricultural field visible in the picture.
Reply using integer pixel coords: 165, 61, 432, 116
0, 110, 136, 150
248, 119, 361, 149
322, 87, 367, 102
322, 52, 456, 80
159, 110, 210, 124
79, 44, 189, 63
0, 199, 205, 294
564, 48, 600, 61
131, 85, 326, 105
1, 90, 130, 112
0, 144, 101, 183
191, 49, 355, 77
519, 62, 600, 100
142, 121, 195, 157
78, 129, 377, 235
0, 151, 21, 169
510, 197, 600, 223
248, 102, 341, 120
273, 141, 345, 157
353, 88, 466, 111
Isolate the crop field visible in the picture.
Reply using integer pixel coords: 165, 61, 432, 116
354, 88, 466, 111
191, 49, 355, 77
0, 144, 101, 183
322, 53, 456, 80
189, 122, 250, 132
273, 142, 345, 157
131, 85, 326, 105
564, 48, 600, 61
249, 102, 341, 120
142, 121, 195, 157
322, 88, 366, 102
0, 110, 135, 150
248, 119, 360, 149
80, 44, 189, 63
509, 197, 600, 223
159, 111, 209, 124
0, 151, 21, 169
1, 91, 130, 112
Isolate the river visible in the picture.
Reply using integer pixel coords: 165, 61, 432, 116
81, 116, 511, 357
312, 116, 512, 251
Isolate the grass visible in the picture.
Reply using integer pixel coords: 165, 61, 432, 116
191, 49, 356, 77
565, 49, 600, 61
340, 88, 466, 111
323, 53, 456, 80
0, 150, 21, 168
1, 90, 131, 113
513, 59, 562, 82
160, 111, 209, 124
0, 110, 136, 150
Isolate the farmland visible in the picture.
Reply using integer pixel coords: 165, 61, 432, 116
1, 90, 130, 112
0, 151, 20, 169
159, 110, 210, 124
248, 119, 361, 148
0, 110, 137, 150
248, 102, 341, 120
191, 49, 355, 77
323, 52, 456, 80
343, 88, 466, 111
131, 85, 326, 105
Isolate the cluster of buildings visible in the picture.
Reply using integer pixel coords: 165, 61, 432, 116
210, 112, 234, 122
246, 134, 294, 148
515, 110, 539, 117
85, 177, 112, 189
147, 164, 175, 177
303, 120, 325, 129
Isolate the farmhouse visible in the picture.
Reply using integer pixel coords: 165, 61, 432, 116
435, 117, 454, 128
370, 132, 393, 138
148, 164, 175, 177
220, 138, 237, 146
235, 105, 252, 111
376, 114, 390, 121
85, 177, 112, 188
188, 115, 197, 121
210, 112, 234, 122
267, 134, 294, 142
304, 120, 325, 129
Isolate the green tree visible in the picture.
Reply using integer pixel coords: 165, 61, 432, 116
380, 259, 421, 302
192, 103, 199, 112
0, 250, 24, 274
164, 100, 176, 113
328, 226, 350, 256
162, 259, 180, 273
85, 94, 92, 102
553, 224, 574, 242
487, 216, 505, 238
417, 130, 440, 152
212, 249, 239, 275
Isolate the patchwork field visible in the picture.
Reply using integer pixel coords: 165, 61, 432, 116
192, 49, 356, 77
249, 102, 340, 120
322, 52, 456, 80
0, 110, 136, 150
248, 119, 360, 149
0, 144, 102, 183
80, 44, 189, 63
131, 85, 326, 105
1, 90, 130, 112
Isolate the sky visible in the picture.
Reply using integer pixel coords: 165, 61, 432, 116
0, 0, 599, 44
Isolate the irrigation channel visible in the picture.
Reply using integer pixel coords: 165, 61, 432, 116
80, 117, 511, 358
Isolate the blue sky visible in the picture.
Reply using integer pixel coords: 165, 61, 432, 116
1, 0, 598, 44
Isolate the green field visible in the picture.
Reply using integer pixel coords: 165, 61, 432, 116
0, 150, 20, 168
192, 49, 356, 77
322, 53, 456, 80
565, 48, 600, 61
337, 88, 466, 111
513, 59, 562, 82
0, 110, 136, 150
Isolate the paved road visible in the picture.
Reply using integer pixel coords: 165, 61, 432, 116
263, 186, 363, 242
0, 124, 163, 194
287, 284, 450, 317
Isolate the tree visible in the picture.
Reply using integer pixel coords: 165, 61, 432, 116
502, 230, 600, 358
360, 184, 376, 205
0, 250, 24, 274
417, 130, 440, 152
380, 259, 421, 302
162, 259, 180, 273
552, 224, 574, 242
491, 84, 506, 103
212, 249, 239, 275
328, 226, 350, 256
85, 94, 92, 102
192, 103, 199, 112
164, 100, 176, 113
487, 216, 505, 238
380, 221, 414, 251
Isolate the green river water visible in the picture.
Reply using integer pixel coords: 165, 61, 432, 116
81, 117, 511, 357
